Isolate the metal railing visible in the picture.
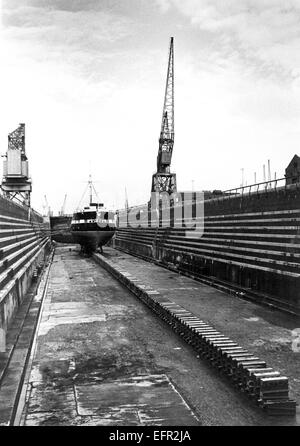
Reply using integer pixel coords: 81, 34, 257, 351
222, 175, 299, 197
116, 176, 300, 215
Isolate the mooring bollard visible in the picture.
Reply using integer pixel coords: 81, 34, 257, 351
0, 328, 6, 353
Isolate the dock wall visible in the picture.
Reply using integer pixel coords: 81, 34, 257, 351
114, 185, 300, 314
0, 196, 51, 349
50, 215, 73, 243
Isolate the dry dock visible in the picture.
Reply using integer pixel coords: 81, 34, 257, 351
5, 245, 300, 426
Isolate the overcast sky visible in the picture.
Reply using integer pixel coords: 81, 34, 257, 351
1, 0, 300, 214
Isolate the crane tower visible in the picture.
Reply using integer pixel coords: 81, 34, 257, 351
1, 123, 32, 206
151, 37, 176, 195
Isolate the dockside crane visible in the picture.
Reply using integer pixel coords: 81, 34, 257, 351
44, 194, 51, 217
1, 123, 32, 206
59, 194, 67, 216
151, 37, 176, 195
125, 187, 129, 210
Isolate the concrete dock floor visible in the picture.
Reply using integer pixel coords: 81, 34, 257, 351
19, 245, 299, 426
19, 246, 199, 426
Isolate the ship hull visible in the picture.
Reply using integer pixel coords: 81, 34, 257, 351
71, 229, 115, 252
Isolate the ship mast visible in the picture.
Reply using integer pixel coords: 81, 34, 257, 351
87, 174, 101, 207
88, 174, 93, 205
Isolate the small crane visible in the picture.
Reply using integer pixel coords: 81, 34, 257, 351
44, 194, 51, 216
125, 187, 129, 210
151, 37, 177, 195
59, 194, 67, 216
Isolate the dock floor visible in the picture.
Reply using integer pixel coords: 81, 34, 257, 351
19, 246, 199, 426
18, 245, 299, 426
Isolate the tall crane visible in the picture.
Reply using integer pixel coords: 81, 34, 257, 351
151, 37, 176, 195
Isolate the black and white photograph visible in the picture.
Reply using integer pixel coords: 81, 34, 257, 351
0, 0, 299, 432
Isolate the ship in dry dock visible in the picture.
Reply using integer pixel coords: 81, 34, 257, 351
70, 176, 116, 253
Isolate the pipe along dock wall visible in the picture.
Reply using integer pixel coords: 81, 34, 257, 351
115, 185, 300, 315
0, 195, 51, 351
